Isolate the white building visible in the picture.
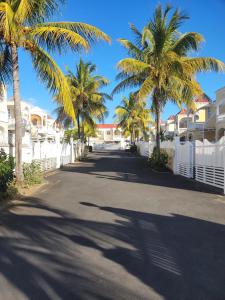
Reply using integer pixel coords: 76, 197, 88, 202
216, 86, 225, 140
0, 84, 8, 147
90, 124, 128, 144
0, 90, 66, 166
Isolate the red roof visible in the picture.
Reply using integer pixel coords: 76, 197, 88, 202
168, 115, 175, 120
194, 94, 211, 103
178, 109, 187, 115
96, 124, 118, 129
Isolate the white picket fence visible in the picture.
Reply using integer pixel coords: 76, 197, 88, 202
137, 141, 155, 157
137, 137, 225, 193
174, 141, 194, 178
195, 137, 225, 189
1, 139, 85, 172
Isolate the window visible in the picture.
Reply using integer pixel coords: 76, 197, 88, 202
32, 118, 38, 126
114, 129, 120, 136
8, 109, 12, 119
106, 130, 111, 135
194, 115, 199, 122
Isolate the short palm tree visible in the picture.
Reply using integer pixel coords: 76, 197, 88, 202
0, 0, 110, 183
113, 5, 225, 155
56, 59, 110, 141
115, 92, 151, 142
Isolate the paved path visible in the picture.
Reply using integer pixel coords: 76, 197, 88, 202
0, 151, 225, 300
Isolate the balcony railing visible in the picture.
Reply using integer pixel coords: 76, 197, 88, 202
0, 136, 8, 146
8, 118, 31, 130
0, 111, 8, 122
217, 113, 225, 122
187, 122, 205, 130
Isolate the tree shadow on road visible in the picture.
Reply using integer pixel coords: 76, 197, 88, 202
62, 151, 222, 195
0, 197, 225, 299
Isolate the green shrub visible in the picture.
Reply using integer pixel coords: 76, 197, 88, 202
148, 147, 168, 171
0, 183, 18, 201
23, 161, 43, 186
0, 149, 15, 192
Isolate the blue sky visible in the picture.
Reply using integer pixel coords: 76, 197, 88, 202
9, 0, 225, 122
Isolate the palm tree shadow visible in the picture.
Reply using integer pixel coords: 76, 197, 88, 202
79, 201, 225, 300
0, 197, 224, 299
62, 151, 222, 195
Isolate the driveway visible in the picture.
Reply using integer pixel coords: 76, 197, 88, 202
0, 150, 225, 300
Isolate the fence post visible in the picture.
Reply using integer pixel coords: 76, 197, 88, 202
173, 136, 179, 175
70, 138, 74, 163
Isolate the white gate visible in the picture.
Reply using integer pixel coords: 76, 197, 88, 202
195, 137, 225, 190
174, 139, 194, 178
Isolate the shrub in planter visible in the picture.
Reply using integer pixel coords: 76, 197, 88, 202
148, 147, 168, 171
0, 150, 15, 193
23, 161, 43, 186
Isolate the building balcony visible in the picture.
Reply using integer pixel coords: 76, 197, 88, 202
0, 132, 8, 146
178, 127, 187, 134
216, 113, 225, 123
187, 122, 205, 130
31, 125, 58, 138
0, 111, 8, 123
8, 118, 30, 130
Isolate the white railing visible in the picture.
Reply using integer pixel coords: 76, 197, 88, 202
217, 113, 225, 122
188, 122, 205, 130
0, 111, 7, 122
195, 137, 225, 189
0, 136, 8, 146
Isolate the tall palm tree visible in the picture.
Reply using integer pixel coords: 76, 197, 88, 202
115, 92, 151, 142
0, 0, 110, 183
55, 59, 110, 141
66, 59, 110, 140
113, 5, 225, 156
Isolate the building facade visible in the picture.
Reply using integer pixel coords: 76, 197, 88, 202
90, 124, 129, 145
0, 90, 64, 163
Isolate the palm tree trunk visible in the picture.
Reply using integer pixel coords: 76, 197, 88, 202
153, 90, 161, 158
81, 116, 85, 143
155, 106, 161, 157
77, 110, 81, 140
12, 45, 24, 184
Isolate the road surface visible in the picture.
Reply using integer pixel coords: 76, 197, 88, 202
0, 150, 225, 300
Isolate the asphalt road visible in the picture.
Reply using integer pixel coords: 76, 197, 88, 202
0, 150, 225, 300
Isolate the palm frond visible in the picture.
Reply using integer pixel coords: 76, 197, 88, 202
118, 39, 143, 58
172, 32, 203, 54
30, 44, 75, 119
0, 44, 12, 84
186, 57, 225, 73
138, 76, 154, 100
36, 22, 111, 45
112, 74, 142, 95
117, 58, 150, 75
30, 25, 89, 52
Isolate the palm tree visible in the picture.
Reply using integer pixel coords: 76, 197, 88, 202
55, 59, 110, 141
115, 92, 151, 142
113, 5, 225, 156
0, 0, 110, 183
